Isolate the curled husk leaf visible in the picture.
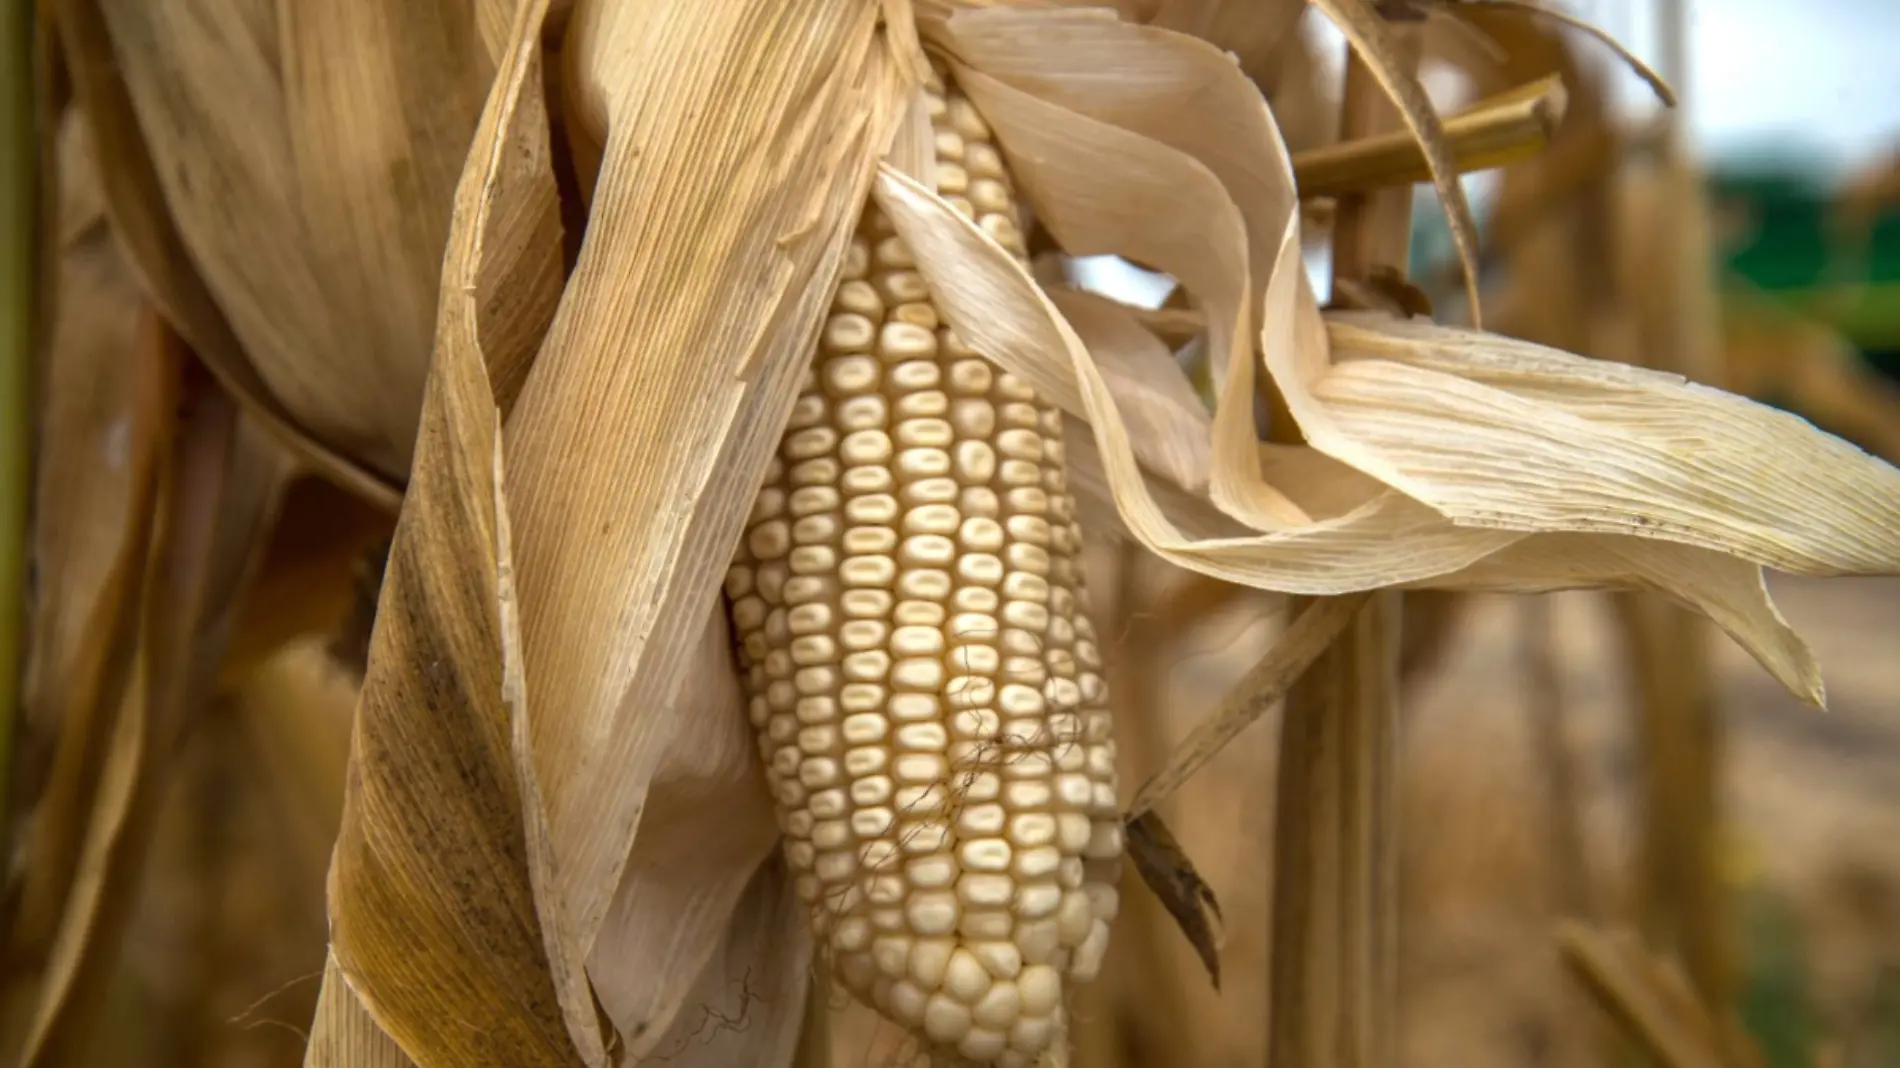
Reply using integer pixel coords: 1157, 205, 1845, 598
889, 5, 1900, 707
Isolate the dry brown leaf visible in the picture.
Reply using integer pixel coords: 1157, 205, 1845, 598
17, 113, 148, 751
1128, 592, 1370, 817
12, 293, 171, 964
303, 954, 418, 1068
54, 0, 399, 508
22, 380, 288, 1068
1447, 0, 1675, 106
923, 10, 1898, 704
280, 0, 502, 444
316, 0, 580, 1064
1322, 314, 1900, 578
1125, 810, 1224, 988
499, 2, 915, 1055
83, 0, 498, 484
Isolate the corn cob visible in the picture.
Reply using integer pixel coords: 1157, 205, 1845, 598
723, 63, 1122, 1065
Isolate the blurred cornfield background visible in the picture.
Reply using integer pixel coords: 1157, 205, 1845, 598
5, 1, 1900, 1067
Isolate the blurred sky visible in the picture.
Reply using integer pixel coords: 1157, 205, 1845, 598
1593, 0, 1900, 175
1079, 0, 1900, 306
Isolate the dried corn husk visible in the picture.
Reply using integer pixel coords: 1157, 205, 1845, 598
891, 6, 1900, 707
312, 0, 575, 1064
502, 2, 917, 1058
311, 0, 915, 1063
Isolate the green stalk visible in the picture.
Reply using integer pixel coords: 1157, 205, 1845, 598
0, 0, 38, 839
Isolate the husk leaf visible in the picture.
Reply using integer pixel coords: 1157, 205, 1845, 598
498, 1, 915, 1055
303, 953, 417, 1068
1046, 288, 1212, 496
908, 7, 1900, 703
635, 856, 815, 1068
1320, 314, 1900, 576
315, 0, 580, 1063
17, 113, 144, 753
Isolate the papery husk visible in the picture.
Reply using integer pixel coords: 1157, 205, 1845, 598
891, 6, 1900, 705
1320, 314, 1900, 576
635, 856, 813, 1068
75, 0, 501, 487
498, 0, 915, 1057
1046, 288, 1212, 496
313, 0, 578, 1063
305, 953, 417, 1068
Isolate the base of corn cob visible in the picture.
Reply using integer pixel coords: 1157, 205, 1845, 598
724, 63, 1122, 1066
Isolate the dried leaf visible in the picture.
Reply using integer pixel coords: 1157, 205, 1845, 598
1128, 592, 1370, 817
303, 954, 418, 1068
1438, 535, 1821, 706
920, 9, 1897, 700
1125, 810, 1224, 988
84, 0, 499, 482
499, 2, 914, 1054
316, 0, 581, 1063
13, 292, 170, 963
1167, 0, 1309, 87
279, 0, 500, 442
55, 0, 399, 507
1307, 0, 1484, 324
1321, 314, 1900, 577
874, 108, 1519, 592
1046, 287, 1211, 495
19, 114, 149, 749
1451, 0, 1675, 106
23, 382, 287, 1068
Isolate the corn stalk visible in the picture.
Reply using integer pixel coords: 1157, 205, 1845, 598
1265, 19, 1416, 1068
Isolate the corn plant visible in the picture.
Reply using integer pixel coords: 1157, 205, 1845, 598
9, 1, 1900, 1067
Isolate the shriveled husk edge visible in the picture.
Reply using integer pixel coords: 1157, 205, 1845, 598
894, 5, 1900, 706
